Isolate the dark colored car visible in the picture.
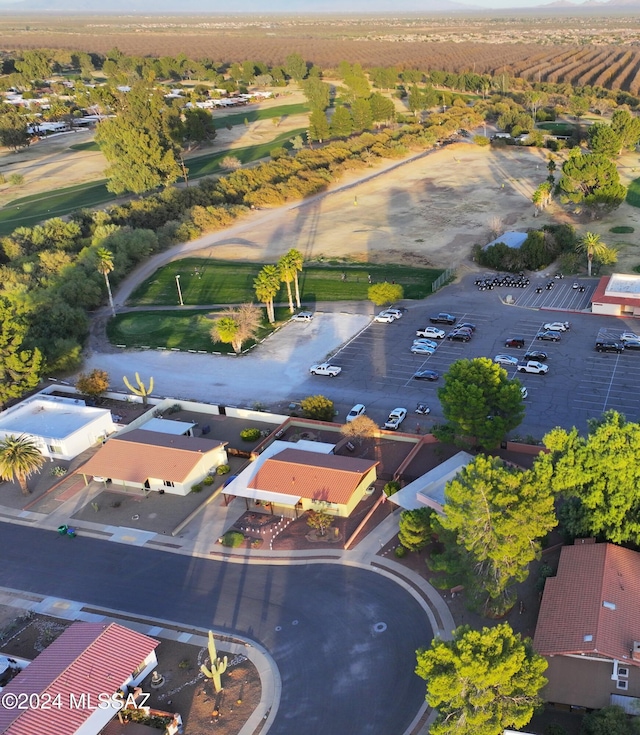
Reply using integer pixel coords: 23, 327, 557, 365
448, 331, 471, 342
505, 337, 525, 348
430, 313, 457, 325
622, 339, 640, 351
537, 331, 561, 342
595, 341, 624, 353
457, 322, 476, 332
524, 350, 548, 361
414, 370, 440, 381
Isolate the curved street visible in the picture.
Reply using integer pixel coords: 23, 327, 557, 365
0, 522, 433, 735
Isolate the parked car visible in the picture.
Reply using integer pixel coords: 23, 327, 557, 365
429, 312, 457, 325
595, 341, 624, 353
448, 331, 471, 342
520, 386, 528, 399
537, 330, 562, 342
411, 343, 436, 355
621, 339, 640, 350
415, 403, 431, 414
620, 332, 640, 342
384, 308, 404, 319
457, 322, 476, 332
450, 326, 473, 336
414, 369, 439, 381
543, 321, 570, 332
291, 311, 314, 322
412, 338, 439, 350
416, 326, 446, 339
384, 407, 407, 430
374, 311, 398, 323
346, 403, 366, 423
504, 337, 525, 348
517, 361, 548, 374
494, 354, 519, 366
309, 362, 342, 376
524, 350, 547, 362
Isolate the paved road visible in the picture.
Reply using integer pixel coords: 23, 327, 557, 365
0, 523, 432, 735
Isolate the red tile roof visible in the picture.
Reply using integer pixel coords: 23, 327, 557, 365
0, 622, 158, 735
78, 429, 226, 484
248, 448, 377, 505
534, 543, 640, 664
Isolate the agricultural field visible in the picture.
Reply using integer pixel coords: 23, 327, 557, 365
3, 13, 640, 92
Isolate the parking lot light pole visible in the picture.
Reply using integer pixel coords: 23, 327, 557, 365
175, 274, 184, 306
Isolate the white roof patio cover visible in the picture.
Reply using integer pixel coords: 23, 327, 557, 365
388, 451, 474, 512
223, 438, 334, 507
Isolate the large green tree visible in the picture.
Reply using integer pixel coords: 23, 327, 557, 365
581, 705, 640, 735
0, 434, 45, 496
611, 109, 640, 153
0, 109, 31, 151
415, 623, 547, 735
308, 109, 330, 143
588, 123, 621, 158
557, 150, 627, 217
302, 77, 330, 111
0, 298, 42, 408
541, 411, 640, 545
432, 454, 556, 613
95, 83, 182, 194
329, 106, 353, 139
436, 358, 525, 449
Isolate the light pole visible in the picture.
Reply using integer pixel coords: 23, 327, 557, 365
175, 274, 184, 306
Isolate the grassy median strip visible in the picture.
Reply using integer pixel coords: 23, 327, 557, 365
106, 307, 290, 352
128, 259, 444, 307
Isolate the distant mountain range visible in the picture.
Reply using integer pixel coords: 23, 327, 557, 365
3, 0, 640, 12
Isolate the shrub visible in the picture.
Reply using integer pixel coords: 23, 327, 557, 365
221, 531, 244, 547
216, 464, 230, 475
383, 480, 400, 497
8, 173, 24, 186
394, 545, 407, 558
50, 466, 67, 477
240, 427, 261, 442
610, 225, 634, 234
473, 134, 490, 146
300, 394, 335, 422
191, 483, 203, 493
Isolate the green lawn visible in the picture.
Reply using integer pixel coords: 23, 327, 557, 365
627, 177, 640, 209
106, 307, 289, 351
70, 140, 100, 152
128, 259, 444, 307
0, 129, 304, 236
213, 102, 308, 129
537, 122, 576, 136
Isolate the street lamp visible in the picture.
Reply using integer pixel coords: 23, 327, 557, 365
175, 274, 184, 306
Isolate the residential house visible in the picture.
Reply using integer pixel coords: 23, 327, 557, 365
78, 429, 228, 496
0, 622, 158, 735
223, 439, 378, 517
534, 541, 640, 709
0, 395, 116, 461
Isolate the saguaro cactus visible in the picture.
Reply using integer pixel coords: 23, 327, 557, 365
123, 373, 154, 405
200, 630, 228, 692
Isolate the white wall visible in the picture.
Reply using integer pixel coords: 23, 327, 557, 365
592, 302, 621, 316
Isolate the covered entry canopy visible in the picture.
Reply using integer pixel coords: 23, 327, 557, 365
223, 438, 334, 507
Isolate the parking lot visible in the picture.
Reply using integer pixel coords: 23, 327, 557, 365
325, 273, 640, 439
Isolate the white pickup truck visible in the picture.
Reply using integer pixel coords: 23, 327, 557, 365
517, 361, 548, 375
309, 362, 342, 377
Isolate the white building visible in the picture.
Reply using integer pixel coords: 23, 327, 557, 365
591, 273, 640, 318
0, 395, 116, 461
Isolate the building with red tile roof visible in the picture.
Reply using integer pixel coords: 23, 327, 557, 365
534, 541, 640, 708
0, 622, 158, 735
77, 429, 228, 496
223, 440, 378, 517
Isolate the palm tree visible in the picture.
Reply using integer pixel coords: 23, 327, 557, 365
254, 265, 280, 324
278, 254, 297, 314
0, 434, 45, 496
96, 248, 115, 317
576, 232, 608, 277
286, 248, 304, 309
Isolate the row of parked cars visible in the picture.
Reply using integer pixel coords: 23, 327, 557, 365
595, 332, 640, 353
